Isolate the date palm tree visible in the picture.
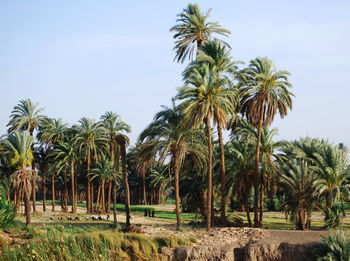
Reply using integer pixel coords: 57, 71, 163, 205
52, 138, 79, 213
101, 112, 130, 214
75, 118, 108, 213
278, 159, 317, 230
37, 118, 68, 211
183, 39, 240, 221
1, 132, 34, 226
116, 134, 132, 228
170, 3, 230, 63
237, 120, 284, 225
313, 144, 350, 208
226, 140, 255, 226
90, 157, 114, 213
239, 57, 294, 227
139, 101, 207, 230
7, 99, 45, 213
177, 63, 234, 230
34, 147, 50, 212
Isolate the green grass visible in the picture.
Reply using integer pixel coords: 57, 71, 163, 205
0, 225, 196, 261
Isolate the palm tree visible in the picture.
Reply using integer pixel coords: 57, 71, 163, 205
52, 138, 79, 213
101, 112, 130, 213
170, 3, 230, 63
1, 132, 34, 226
139, 101, 207, 230
75, 118, 108, 213
149, 165, 172, 204
90, 157, 114, 213
239, 57, 294, 227
7, 99, 45, 213
116, 135, 132, 228
37, 117, 68, 211
177, 63, 234, 230
278, 159, 317, 230
226, 140, 255, 226
313, 144, 350, 208
34, 147, 50, 212
237, 120, 284, 225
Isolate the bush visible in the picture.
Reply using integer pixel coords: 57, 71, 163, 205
1, 228, 196, 260
324, 205, 346, 230
0, 198, 15, 229
315, 231, 350, 261
264, 198, 280, 211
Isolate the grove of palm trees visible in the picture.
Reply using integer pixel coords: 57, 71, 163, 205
1, 3, 349, 261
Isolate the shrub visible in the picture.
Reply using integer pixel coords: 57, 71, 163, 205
315, 231, 350, 261
0, 198, 15, 229
324, 205, 346, 230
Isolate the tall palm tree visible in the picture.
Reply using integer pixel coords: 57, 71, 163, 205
116, 135, 132, 228
139, 101, 207, 230
7, 99, 45, 213
37, 117, 68, 211
183, 39, 239, 221
170, 3, 230, 63
52, 138, 79, 213
1, 132, 34, 226
101, 112, 130, 214
177, 63, 234, 230
239, 57, 294, 227
75, 118, 108, 213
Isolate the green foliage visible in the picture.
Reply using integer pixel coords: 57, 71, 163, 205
316, 231, 350, 261
324, 205, 346, 230
0, 198, 15, 229
265, 198, 280, 211
1, 227, 195, 261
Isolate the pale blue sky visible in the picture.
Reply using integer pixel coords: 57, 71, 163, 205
1, 1, 349, 146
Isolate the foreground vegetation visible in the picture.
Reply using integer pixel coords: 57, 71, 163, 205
0, 223, 195, 261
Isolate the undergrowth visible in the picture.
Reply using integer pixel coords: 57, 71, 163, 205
0, 226, 196, 261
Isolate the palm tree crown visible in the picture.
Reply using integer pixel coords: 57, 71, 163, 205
7, 99, 45, 134
170, 3, 230, 63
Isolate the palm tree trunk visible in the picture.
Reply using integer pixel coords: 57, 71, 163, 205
217, 123, 227, 223
64, 167, 68, 212
120, 139, 131, 228
107, 180, 112, 213
32, 172, 37, 213
71, 161, 76, 213
75, 164, 78, 205
158, 185, 161, 204
206, 114, 213, 231
259, 178, 264, 226
30, 128, 36, 213
24, 188, 31, 226
95, 181, 101, 212
52, 170, 55, 211
245, 190, 252, 227
87, 151, 91, 213
143, 174, 147, 205
90, 182, 94, 213
43, 169, 46, 212
108, 137, 115, 213
113, 144, 120, 228
101, 180, 105, 213
174, 151, 182, 229
254, 106, 264, 228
